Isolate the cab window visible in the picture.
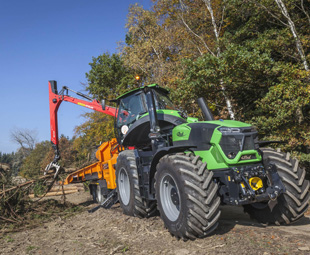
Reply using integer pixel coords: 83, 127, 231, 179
154, 90, 176, 110
116, 93, 146, 130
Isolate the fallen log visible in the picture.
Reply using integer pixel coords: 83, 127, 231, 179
28, 189, 79, 197
48, 185, 82, 192
29, 189, 78, 198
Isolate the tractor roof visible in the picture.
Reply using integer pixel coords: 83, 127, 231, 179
114, 84, 169, 101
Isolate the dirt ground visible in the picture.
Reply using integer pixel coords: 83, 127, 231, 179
1, 190, 310, 255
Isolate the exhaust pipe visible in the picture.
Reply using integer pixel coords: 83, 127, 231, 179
197, 97, 214, 121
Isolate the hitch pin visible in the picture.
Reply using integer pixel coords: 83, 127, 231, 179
268, 191, 278, 201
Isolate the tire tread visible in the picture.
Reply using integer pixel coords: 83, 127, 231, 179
116, 150, 157, 218
155, 153, 220, 240
244, 148, 309, 225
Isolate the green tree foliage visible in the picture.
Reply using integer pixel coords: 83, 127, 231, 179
85, 52, 137, 100
19, 136, 76, 179
73, 113, 115, 163
0, 152, 14, 167
19, 141, 51, 179
253, 67, 310, 150
222, 0, 310, 162
122, 1, 219, 86
41, 135, 77, 169
0, 151, 28, 176
174, 43, 276, 118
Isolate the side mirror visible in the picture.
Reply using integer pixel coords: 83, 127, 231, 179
101, 99, 106, 110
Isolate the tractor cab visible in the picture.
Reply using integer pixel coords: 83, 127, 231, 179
114, 84, 186, 148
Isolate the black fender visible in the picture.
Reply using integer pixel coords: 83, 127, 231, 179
149, 145, 196, 194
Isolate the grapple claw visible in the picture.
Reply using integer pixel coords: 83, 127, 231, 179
44, 161, 61, 179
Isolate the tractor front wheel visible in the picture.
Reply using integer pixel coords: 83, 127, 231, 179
244, 148, 310, 225
155, 153, 221, 240
116, 150, 157, 218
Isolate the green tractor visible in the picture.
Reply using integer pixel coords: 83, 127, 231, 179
113, 84, 309, 240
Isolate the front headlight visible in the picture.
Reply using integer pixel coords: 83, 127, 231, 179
218, 127, 241, 134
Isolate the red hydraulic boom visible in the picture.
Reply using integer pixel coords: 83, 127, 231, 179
45, 80, 117, 177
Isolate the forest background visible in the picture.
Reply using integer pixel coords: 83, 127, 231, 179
1, 0, 309, 180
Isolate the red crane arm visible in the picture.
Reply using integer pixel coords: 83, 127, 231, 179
48, 80, 117, 164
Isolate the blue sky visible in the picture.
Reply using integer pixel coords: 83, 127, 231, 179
0, 0, 151, 153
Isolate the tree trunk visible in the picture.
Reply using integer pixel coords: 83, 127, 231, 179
274, 0, 309, 71
203, 0, 235, 120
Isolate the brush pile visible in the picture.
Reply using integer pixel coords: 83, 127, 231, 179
0, 166, 80, 232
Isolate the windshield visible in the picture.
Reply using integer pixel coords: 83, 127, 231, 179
116, 92, 146, 129
154, 90, 176, 110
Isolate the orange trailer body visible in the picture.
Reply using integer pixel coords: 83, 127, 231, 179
63, 138, 120, 189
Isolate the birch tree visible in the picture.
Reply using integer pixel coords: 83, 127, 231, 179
177, 0, 236, 119
203, 0, 235, 119
274, 0, 309, 71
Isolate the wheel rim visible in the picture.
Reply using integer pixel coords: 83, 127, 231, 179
96, 185, 103, 203
160, 173, 180, 221
118, 167, 130, 206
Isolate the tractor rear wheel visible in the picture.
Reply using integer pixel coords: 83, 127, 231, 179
244, 148, 310, 225
116, 150, 157, 218
155, 153, 221, 240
